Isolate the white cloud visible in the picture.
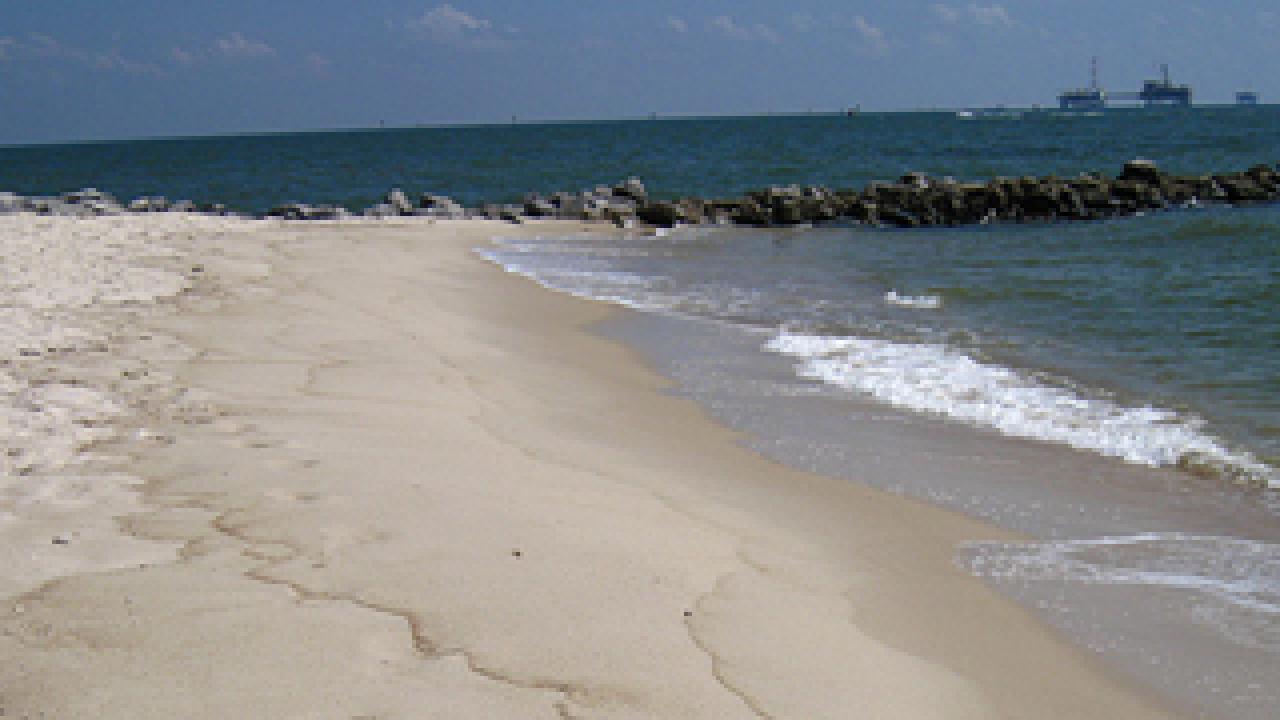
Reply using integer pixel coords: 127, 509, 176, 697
216, 32, 275, 58
666, 16, 688, 34
92, 50, 160, 74
305, 52, 332, 74
709, 15, 747, 38
407, 4, 509, 48
967, 3, 1013, 28
790, 13, 815, 32
933, 4, 961, 24
933, 3, 1014, 29
3, 33, 163, 75
755, 24, 781, 44
708, 15, 780, 44
410, 4, 491, 36
852, 15, 888, 54
171, 46, 197, 65
27, 33, 65, 57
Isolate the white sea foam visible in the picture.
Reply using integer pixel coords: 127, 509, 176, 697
766, 331, 1277, 487
884, 290, 942, 309
1, 213, 258, 597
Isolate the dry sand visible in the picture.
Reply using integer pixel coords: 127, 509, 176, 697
0, 218, 1186, 719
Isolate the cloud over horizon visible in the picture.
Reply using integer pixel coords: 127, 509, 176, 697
215, 32, 275, 59
407, 4, 510, 48
708, 15, 781, 44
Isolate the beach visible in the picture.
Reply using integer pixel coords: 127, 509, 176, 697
0, 215, 1185, 719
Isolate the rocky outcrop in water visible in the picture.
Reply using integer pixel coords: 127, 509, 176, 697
594, 161, 1280, 229
2, 160, 1278, 228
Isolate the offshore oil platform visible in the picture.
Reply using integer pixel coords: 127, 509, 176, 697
1059, 58, 1192, 110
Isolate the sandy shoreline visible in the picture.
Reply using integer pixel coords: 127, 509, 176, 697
0, 218, 1184, 718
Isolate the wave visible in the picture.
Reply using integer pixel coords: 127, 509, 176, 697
765, 331, 1277, 488
884, 290, 941, 309
479, 234, 1277, 489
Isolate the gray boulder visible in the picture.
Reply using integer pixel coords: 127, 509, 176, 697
0, 192, 31, 213
268, 203, 348, 220
522, 194, 556, 218
635, 202, 682, 227
1120, 159, 1162, 184
899, 172, 932, 189
418, 193, 466, 218
385, 189, 414, 215
614, 177, 647, 201
129, 196, 171, 213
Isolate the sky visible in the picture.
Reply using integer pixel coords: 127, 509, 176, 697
2, 1, 1277, 144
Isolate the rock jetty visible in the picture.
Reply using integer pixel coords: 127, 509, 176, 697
2, 160, 1278, 229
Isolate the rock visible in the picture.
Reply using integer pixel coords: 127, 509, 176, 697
614, 177, 647, 201
417, 194, 466, 218
609, 210, 638, 229
0, 192, 31, 213
879, 206, 920, 227
269, 203, 348, 220
62, 188, 114, 205
168, 200, 198, 213
1246, 164, 1279, 194
900, 172, 932, 189
733, 201, 771, 226
522, 194, 556, 218
268, 203, 305, 219
1120, 158, 1163, 184
385, 189, 414, 216
199, 202, 233, 215
552, 193, 588, 219
677, 198, 707, 225
635, 202, 682, 227
56, 188, 123, 215
1218, 175, 1269, 204
129, 196, 170, 212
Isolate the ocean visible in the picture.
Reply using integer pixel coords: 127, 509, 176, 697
3, 108, 1278, 719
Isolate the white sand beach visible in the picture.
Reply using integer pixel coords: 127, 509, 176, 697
0, 216, 1185, 719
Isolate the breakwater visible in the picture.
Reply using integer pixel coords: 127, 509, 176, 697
4, 159, 1279, 230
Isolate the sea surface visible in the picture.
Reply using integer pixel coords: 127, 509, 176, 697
3, 108, 1279, 719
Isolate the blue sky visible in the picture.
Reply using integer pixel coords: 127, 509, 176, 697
2, 1, 1277, 144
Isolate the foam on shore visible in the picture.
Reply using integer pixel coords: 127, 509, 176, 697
766, 331, 1277, 488
0, 213, 256, 598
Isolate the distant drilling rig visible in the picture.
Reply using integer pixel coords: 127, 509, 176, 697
1059, 59, 1192, 110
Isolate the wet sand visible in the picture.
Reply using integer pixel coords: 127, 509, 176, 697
0, 218, 1185, 718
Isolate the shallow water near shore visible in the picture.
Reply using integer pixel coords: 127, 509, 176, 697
479, 215, 1280, 719
598, 309, 1280, 720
